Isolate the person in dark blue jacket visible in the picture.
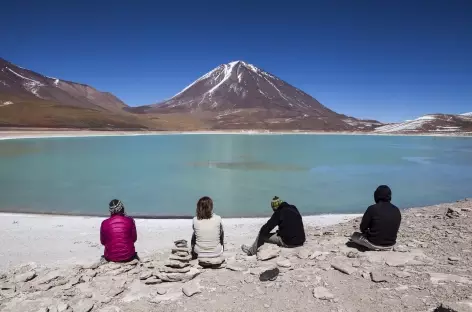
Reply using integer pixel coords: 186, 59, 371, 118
242, 196, 306, 256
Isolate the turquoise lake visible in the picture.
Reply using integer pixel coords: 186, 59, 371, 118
0, 134, 471, 218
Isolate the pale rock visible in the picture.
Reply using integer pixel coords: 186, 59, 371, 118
393, 245, 409, 253
156, 268, 200, 283
395, 285, 409, 291
182, 282, 201, 297
313, 287, 334, 300
276, 259, 292, 268
351, 260, 361, 268
14, 270, 37, 283
264, 304, 270, 308
394, 271, 411, 278
82, 262, 101, 270
168, 254, 192, 262
257, 248, 280, 261
297, 249, 311, 260
198, 257, 226, 267
73, 300, 95, 312
139, 272, 152, 281
159, 266, 191, 273
309, 251, 323, 260
448, 256, 461, 262
171, 248, 189, 254
156, 288, 167, 295
144, 277, 162, 285
347, 251, 358, 258
362, 272, 370, 279
226, 264, 245, 272
370, 271, 388, 283
37, 308, 49, 312
331, 263, 356, 275
429, 272, 472, 285
97, 307, 122, 312
313, 231, 323, 237
164, 260, 191, 268
56, 303, 69, 312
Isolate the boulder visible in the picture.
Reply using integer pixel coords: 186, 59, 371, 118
313, 287, 334, 300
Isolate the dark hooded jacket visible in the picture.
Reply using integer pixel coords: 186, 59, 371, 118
259, 202, 306, 246
360, 185, 401, 247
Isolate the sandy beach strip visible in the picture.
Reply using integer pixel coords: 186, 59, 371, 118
0, 212, 359, 271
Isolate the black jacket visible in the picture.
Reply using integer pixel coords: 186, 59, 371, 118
360, 186, 401, 247
259, 202, 306, 246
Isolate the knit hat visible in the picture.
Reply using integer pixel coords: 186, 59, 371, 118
109, 199, 125, 215
271, 196, 283, 210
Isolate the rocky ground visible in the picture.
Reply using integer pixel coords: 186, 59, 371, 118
1, 200, 472, 312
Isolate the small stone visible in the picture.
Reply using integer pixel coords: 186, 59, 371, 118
297, 249, 311, 260
139, 272, 153, 280
257, 248, 280, 261
171, 247, 189, 253
156, 288, 167, 295
394, 271, 412, 278
182, 283, 201, 297
351, 260, 361, 268
393, 245, 408, 252
74, 300, 95, 312
165, 260, 191, 268
362, 272, 370, 279
14, 270, 37, 283
168, 254, 192, 262
370, 271, 388, 283
198, 257, 226, 268
347, 251, 358, 258
448, 256, 460, 262
159, 266, 191, 273
264, 304, 270, 308
276, 259, 292, 268
313, 286, 334, 300
313, 231, 323, 237
331, 263, 356, 275
57, 303, 69, 312
37, 308, 49, 312
226, 264, 245, 272
309, 251, 323, 260
145, 277, 162, 285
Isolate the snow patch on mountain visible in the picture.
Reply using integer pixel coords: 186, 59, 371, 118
0, 101, 14, 107
460, 112, 472, 116
5, 67, 44, 98
375, 115, 437, 133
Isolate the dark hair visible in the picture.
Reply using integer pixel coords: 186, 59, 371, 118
196, 196, 213, 220
374, 185, 392, 203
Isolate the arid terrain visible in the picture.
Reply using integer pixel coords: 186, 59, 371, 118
1, 200, 471, 312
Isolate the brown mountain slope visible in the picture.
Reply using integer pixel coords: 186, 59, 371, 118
134, 61, 381, 131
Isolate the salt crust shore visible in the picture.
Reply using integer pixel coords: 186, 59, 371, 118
0, 212, 359, 270
0, 129, 472, 141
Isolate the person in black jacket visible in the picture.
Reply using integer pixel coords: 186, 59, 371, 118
241, 196, 306, 256
350, 185, 401, 250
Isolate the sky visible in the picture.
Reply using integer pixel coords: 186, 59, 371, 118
1, 0, 471, 122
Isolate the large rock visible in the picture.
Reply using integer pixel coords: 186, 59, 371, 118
313, 287, 334, 300
429, 273, 472, 285
257, 248, 280, 261
434, 301, 472, 312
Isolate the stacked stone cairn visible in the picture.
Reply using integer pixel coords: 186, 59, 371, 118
155, 240, 200, 283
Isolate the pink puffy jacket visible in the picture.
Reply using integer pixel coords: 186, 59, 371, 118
100, 215, 137, 262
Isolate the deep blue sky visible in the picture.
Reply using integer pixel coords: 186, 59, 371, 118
1, 0, 471, 122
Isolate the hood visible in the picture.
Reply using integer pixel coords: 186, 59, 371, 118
374, 185, 392, 203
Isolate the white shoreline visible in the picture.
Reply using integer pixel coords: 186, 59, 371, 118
0, 130, 471, 141
0, 212, 360, 271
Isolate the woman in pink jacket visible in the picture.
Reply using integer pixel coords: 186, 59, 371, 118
100, 199, 138, 262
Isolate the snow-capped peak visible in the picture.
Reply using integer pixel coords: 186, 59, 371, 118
460, 112, 472, 116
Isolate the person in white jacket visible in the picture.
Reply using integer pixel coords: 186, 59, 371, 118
191, 196, 224, 259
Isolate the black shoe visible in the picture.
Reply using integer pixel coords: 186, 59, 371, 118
259, 267, 280, 282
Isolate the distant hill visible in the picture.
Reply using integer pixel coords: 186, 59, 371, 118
132, 61, 381, 131
374, 113, 472, 134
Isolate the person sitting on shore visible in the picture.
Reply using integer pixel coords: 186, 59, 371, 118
350, 185, 401, 251
191, 196, 224, 259
100, 199, 139, 262
241, 196, 306, 256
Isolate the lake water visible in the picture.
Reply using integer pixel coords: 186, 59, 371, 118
0, 134, 471, 218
